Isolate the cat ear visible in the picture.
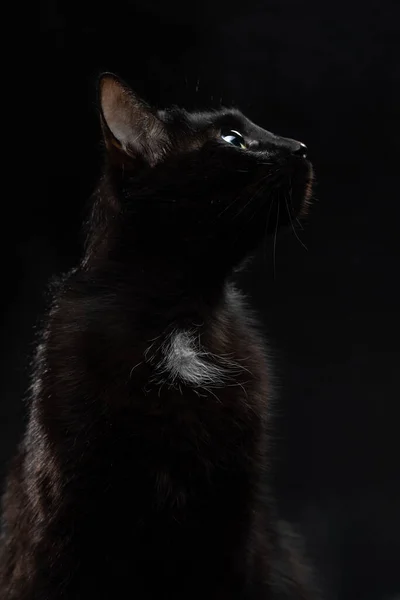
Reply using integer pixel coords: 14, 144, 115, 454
98, 73, 167, 165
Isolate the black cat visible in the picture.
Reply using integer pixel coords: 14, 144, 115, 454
0, 74, 318, 599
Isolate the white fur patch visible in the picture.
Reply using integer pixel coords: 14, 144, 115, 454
163, 331, 225, 386
144, 327, 249, 390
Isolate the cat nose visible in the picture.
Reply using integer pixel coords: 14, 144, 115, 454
292, 141, 307, 158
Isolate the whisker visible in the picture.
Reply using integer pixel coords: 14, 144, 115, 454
232, 178, 280, 246
233, 170, 280, 220
284, 190, 308, 251
216, 167, 281, 220
217, 192, 243, 218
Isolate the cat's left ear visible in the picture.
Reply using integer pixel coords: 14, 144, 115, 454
98, 73, 167, 166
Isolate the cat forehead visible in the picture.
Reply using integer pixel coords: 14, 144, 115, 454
159, 107, 253, 135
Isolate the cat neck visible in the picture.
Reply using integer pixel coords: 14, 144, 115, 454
76, 253, 232, 332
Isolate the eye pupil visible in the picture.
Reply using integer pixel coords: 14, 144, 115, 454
221, 129, 246, 149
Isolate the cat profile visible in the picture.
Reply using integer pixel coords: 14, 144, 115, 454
0, 73, 318, 599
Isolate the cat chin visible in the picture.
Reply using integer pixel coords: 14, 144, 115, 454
282, 156, 314, 217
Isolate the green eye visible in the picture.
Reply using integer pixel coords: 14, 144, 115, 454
221, 129, 247, 149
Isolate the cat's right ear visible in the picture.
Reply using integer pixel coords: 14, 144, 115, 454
98, 73, 167, 166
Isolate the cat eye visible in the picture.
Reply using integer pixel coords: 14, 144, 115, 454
220, 130, 247, 149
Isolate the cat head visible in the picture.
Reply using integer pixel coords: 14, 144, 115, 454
87, 73, 313, 286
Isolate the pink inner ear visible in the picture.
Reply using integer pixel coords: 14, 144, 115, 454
99, 74, 167, 166
100, 76, 138, 149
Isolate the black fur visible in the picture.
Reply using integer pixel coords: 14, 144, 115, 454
0, 74, 318, 599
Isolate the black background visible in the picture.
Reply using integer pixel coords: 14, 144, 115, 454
1, 1, 399, 597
